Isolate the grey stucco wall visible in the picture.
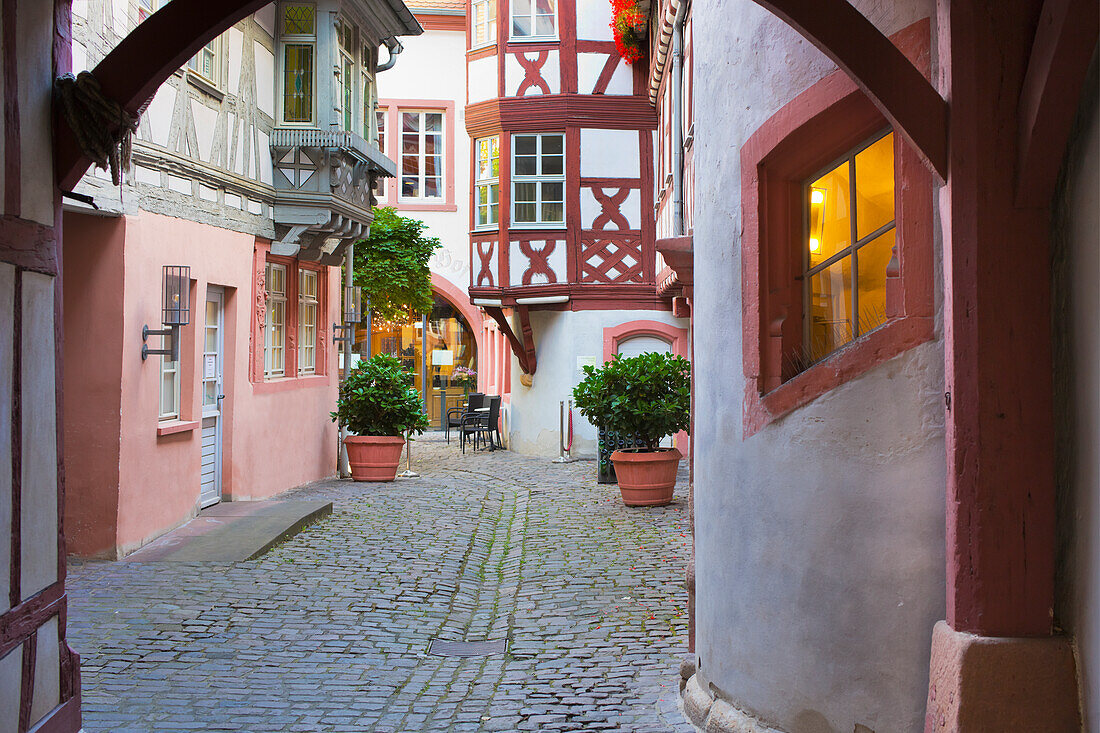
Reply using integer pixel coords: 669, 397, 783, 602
505, 309, 688, 458
691, 1, 945, 730
1053, 52, 1099, 732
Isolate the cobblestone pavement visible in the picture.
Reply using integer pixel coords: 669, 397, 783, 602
67, 433, 695, 732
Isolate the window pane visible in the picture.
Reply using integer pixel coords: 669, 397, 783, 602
854, 132, 895, 240
424, 155, 441, 176
542, 153, 563, 176
424, 177, 441, 198
425, 114, 443, 132
283, 45, 313, 123
515, 202, 537, 222
536, 0, 554, 12
514, 136, 537, 155
856, 228, 895, 335
402, 112, 419, 132
807, 159, 850, 267
807, 256, 853, 361
542, 134, 563, 155
402, 177, 420, 197
541, 202, 563, 222
542, 181, 563, 202
424, 135, 441, 155
514, 182, 537, 202
402, 134, 420, 156
514, 155, 537, 176
535, 14, 555, 35
402, 156, 419, 176
283, 4, 315, 35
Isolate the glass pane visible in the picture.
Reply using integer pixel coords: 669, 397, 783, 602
283, 4, 315, 35
542, 134, 563, 155
807, 158, 850, 268
402, 177, 419, 197
512, 16, 531, 36
488, 183, 499, 203
424, 135, 441, 155
541, 202, 563, 222
807, 255, 853, 361
535, 14, 555, 35
536, 0, 554, 12
161, 372, 176, 415
854, 132, 895, 240
515, 202, 536, 222
206, 300, 218, 326
402, 112, 419, 133
204, 381, 216, 406
205, 327, 217, 353
542, 154, 563, 176
424, 177, 441, 198
514, 182, 537, 202
425, 155, 441, 176
542, 181, 563, 202
856, 228, 895, 335
514, 155, 537, 176
514, 136, 536, 155
402, 134, 420, 155
283, 45, 313, 123
425, 113, 442, 132
402, 155, 419, 175
513, 0, 532, 14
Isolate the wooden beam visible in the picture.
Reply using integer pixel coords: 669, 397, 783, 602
55, 0, 272, 190
748, 0, 949, 181
484, 306, 537, 375
1015, 0, 1099, 208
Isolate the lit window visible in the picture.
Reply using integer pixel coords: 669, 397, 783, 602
187, 38, 220, 86
159, 335, 179, 420
511, 133, 564, 226
298, 270, 318, 375
511, 0, 555, 39
265, 262, 287, 378
475, 136, 500, 229
473, 0, 497, 46
804, 130, 895, 363
400, 111, 444, 200
281, 4, 316, 124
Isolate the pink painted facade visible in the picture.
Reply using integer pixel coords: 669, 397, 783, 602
63, 211, 339, 558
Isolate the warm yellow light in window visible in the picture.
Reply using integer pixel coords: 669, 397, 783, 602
810, 189, 825, 205
809, 237, 820, 253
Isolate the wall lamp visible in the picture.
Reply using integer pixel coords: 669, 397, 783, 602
333, 285, 362, 344
142, 265, 191, 361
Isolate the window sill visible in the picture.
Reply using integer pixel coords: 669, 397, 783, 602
745, 315, 934, 438
396, 201, 458, 212
509, 223, 567, 231
185, 72, 224, 102
508, 36, 560, 44
253, 374, 332, 395
157, 419, 200, 437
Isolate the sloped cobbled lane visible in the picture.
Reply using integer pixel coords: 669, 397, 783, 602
67, 433, 694, 732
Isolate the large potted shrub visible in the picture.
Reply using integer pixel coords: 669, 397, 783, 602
573, 351, 691, 506
331, 353, 429, 482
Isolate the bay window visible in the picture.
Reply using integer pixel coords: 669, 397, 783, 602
280, 3, 316, 124
473, 0, 497, 46
475, 136, 500, 229
265, 262, 287, 378
400, 111, 444, 201
511, 0, 555, 39
512, 133, 564, 227
337, 18, 357, 132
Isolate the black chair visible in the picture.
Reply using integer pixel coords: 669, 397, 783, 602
447, 393, 483, 445
461, 395, 502, 454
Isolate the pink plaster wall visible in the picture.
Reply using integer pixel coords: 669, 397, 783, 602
62, 212, 126, 558
64, 211, 338, 556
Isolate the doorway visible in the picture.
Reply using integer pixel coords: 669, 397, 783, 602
200, 286, 225, 507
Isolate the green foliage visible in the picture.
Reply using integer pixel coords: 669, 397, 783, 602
572, 351, 691, 451
330, 354, 430, 437
353, 207, 441, 322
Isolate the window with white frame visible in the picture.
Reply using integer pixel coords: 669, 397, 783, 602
265, 262, 287, 378
187, 37, 220, 86
475, 136, 500, 229
362, 70, 375, 142
511, 0, 555, 39
298, 269, 318, 375
473, 0, 497, 46
337, 18, 357, 132
374, 108, 388, 198
280, 3, 316, 124
512, 133, 564, 226
400, 111, 444, 200
159, 337, 180, 420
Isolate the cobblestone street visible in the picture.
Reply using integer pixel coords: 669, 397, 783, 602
67, 433, 694, 732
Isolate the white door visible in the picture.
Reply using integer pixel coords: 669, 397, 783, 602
200, 287, 225, 508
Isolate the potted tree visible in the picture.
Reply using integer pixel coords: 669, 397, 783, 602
331, 353, 430, 482
573, 351, 691, 506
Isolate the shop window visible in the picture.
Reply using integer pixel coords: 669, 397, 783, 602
400, 111, 445, 201
511, 0, 555, 39
473, 0, 497, 47
512, 133, 564, 227
475, 136, 500, 229
265, 263, 287, 378
740, 81, 933, 437
280, 3, 316, 124
298, 269, 318, 375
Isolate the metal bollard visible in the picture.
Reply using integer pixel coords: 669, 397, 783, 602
552, 399, 574, 463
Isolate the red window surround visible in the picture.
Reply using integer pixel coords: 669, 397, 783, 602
376, 99, 458, 212
249, 241, 331, 393
740, 20, 934, 438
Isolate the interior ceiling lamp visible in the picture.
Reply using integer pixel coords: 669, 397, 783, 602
142, 265, 191, 361
808, 187, 826, 254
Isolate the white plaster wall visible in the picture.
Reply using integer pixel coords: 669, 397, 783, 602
468, 55, 498, 104
580, 187, 641, 229
0, 645, 21, 733
576, 0, 614, 41
577, 53, 632, 95
505, 50, 560, 96
506, 309, 688, 457
691, 1, 944, 730
580, 129, 639, 178
378, 27, 472, 295
508, 238, 567, 285
1054, 61, 1100, 731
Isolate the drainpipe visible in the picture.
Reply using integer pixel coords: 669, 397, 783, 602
376, 37, 404, 72
670, 0, 687, 237
338, 242, 355, 478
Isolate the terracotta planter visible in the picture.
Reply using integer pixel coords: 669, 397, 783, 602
610, 447, 682, 506
344, 435, 405, 482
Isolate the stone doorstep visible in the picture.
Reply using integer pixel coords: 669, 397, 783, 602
124, 500, 333, 562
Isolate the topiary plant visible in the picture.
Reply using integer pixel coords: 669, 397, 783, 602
573, 351, 691, 450
331, 354, 430, 437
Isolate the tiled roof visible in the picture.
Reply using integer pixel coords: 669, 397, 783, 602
409, 0, 465, 11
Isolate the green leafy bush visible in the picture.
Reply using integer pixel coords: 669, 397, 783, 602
330, 354, 430, 437
572, 351, 691, 450
353, 207, 440, 323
